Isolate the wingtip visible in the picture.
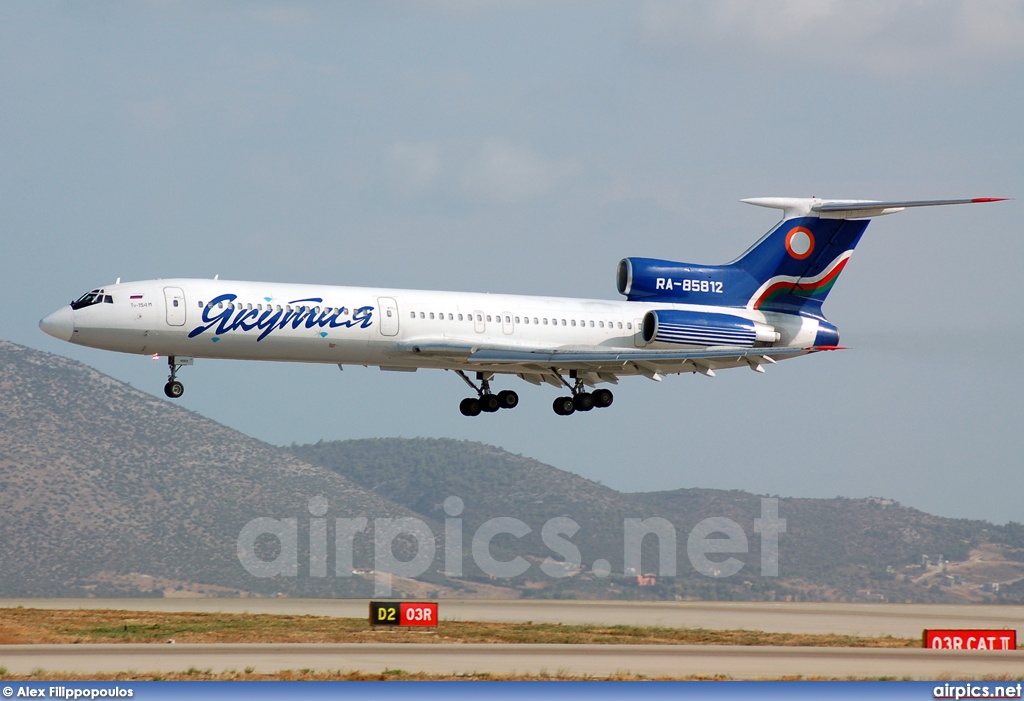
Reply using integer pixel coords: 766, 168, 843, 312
971, 197, 1010, 203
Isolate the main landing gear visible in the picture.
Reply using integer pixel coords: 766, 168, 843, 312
552, 372, 614, 416
456, 371, 518, 417
163, 355, 192, 399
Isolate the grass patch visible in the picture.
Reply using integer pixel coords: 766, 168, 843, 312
0, 607, 919, 648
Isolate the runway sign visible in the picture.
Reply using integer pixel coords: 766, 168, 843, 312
924, 629, 1016, 650
369, 601, 438, 627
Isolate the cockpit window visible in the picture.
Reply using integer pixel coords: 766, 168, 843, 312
71, 290, 104, 310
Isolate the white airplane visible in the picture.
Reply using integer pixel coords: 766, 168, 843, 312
40, 197, 1005, 416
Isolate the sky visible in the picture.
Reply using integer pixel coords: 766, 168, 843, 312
2, 1, 1022, 523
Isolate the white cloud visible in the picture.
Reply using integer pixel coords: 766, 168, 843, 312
638, 0, 1024, 76
460, 139, 579, 204
252, 5, 313, 28
124, 99, 177, 135
385, 142, 444, 195
416, 0, 547, 19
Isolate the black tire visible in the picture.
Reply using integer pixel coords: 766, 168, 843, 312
480, 394, 501, 413
552, 396, 575, 415
593, 388, 614, 408
459, 397, 481, 416
573, 392, 595, 412
164, 381, 184, 399
497, 390, 519, 409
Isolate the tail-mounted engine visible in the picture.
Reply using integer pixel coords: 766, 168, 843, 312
641, 309, 779, 348
617, 257, 749, 306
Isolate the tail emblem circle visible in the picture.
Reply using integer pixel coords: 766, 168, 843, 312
785, 227, 815, 260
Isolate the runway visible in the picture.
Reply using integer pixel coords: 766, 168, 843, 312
0, 643, 1020, 679
3, 598, 1022, 638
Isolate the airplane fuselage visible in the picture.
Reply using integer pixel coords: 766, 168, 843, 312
53, 278, 823, 376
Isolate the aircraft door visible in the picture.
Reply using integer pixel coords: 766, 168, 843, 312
473, 310, 485, 333
378, 297, 399, 336
501, 311, 514, 335
164, 287, 186, 326
633, 318, 645, 347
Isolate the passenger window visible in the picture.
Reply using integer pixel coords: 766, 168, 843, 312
515, 317, 520, 323
173, 300, 179, 307
410, 311, 415, 318
543, 318, 548, 325
429, 313, 434, 319
599, 321, 604, 328
458, 314, 463, 321
420, 312, 425, 319
505, 315, 510, 323
487, 315, 492, 322
199, 301, 204, 308
448, 313, 453, 320
533, 318, 538, 324
571, 320, 576, 327
476, 314, 482, 322
589, 320, 594, 327
561, 319, 566, 326
387, 310, 393, 317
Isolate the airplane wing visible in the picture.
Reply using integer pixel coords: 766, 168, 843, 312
390, 340, 829, 383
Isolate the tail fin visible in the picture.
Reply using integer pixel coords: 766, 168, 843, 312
729, 197, 1007, 317
617, 197, 1006, 316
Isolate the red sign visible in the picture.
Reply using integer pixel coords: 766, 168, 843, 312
924, 629, 1016, 650
400, 602, 438, 627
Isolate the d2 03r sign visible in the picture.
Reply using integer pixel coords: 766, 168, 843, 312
369, 601, 438, 627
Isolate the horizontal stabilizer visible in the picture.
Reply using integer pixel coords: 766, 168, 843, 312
742, 197, 1007, 220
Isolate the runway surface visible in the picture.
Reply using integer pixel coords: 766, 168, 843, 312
3, 598, 1022, 638
0, 643, 1020, 679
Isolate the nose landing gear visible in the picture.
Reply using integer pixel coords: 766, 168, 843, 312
163, 355, 193, 399
455, 370, 518, 416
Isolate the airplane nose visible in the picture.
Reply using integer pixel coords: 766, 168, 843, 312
39, 306, 74, 342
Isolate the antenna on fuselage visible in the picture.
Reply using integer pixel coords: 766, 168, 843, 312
214, 274, 219, 280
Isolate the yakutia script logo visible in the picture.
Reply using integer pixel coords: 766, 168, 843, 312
189, 294, 374, 342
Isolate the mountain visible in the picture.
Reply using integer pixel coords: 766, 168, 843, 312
289, 439, 1024, 603
0, 340, 415, 598
1, 338, 1022, 602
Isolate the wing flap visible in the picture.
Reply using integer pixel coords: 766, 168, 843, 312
467, 345, 814, 366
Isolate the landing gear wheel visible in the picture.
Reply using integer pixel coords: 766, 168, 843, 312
553, 396, 576, 415
459, 397, 482, 416
573, 392, 595, 412
497, 390, 519, 409
480, 394, 501, 413
593, 388, 614, 408
164, 381, 184, 399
